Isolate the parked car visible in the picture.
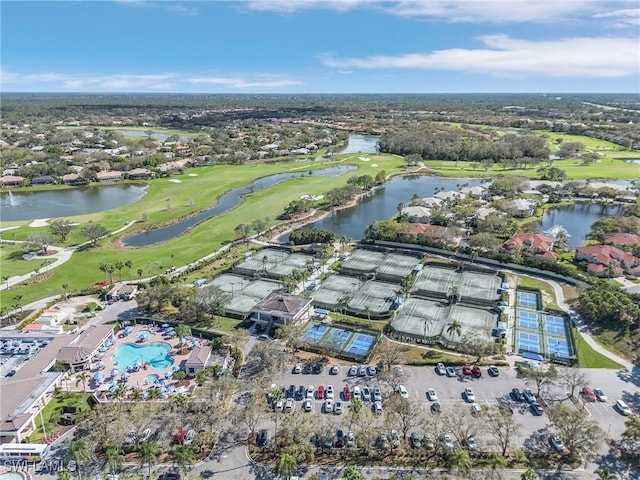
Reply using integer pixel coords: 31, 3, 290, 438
335, 429, 345, 448
324, 399, 334, 413
523, 388, 536, 404
326, 385, 335, 399
394, 365, 404, 376
367, 365, 377, 376
316, 385, 325, 400
306, 385, 315, 399
462, 365, 472, 376
377, 433, 389, 450
430, 402, 442, 414
471, 365, 482, 378
346, 431, 355, 448
358, 365, 367, 377
530, 402, 544, 416
313, 361, 324, 374
549, 434, 565, 452
390, 430, 400, 448
435, 363, 446, 375
464, 436, 478, 451
257, 429, 269, 447
487, 366, 500, 377
295, 385, 305, 401
284, 398, 295, 413
410, 432, 422, 449
426, 388, 438, 401
373, 401, 383, 414
510, 388, 524, 402
352, 385, 361, 400
292, 363, 302, 374
183, 429, 196, 445
286, 385, 296, 399
373, 386, 382, 402
464, 387, 475, 403
302, 399, 313, 412
594, 388, 607, 402
334, 400, 344, 415
330, 364, 340, 375
615, 399, 631, 416
348, 365, 358, 376
273, 399, 284, 412
362, 386, 372, 402
441, 433, 455, 449
342, 385, 352, 400
471, 403, 481, 416
303, 362, 314, 374
396, 385, 408, 399
581, 386, 597, 402
446, 366, 457, 377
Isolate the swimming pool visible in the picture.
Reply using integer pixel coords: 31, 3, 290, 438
145, 374, 160, 384
0, 472, 28, 480
112, 342, 174, 370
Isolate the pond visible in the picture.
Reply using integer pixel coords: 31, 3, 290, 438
542, 203, 626, 248
123, 165, 357, 247
118, 130, 188, 142
0, 185, 147, 222
338, 134, 380, 154
281, 175, 485, 241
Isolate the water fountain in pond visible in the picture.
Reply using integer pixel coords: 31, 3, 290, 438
7, 190, 19, 207
545, 224, 571, 239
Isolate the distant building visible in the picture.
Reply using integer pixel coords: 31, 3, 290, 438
96, 170, 124, 182
576, 245, 640, 277
509, 199, 537, 218
105, 283, 138, 301
56, 325, 115, 372
0, 175, 26, 187
604, 232, 640, 247
31, 175, 56, 185
127, 167, 154, 180
62, 173, 89, 186
185, 346, 212, 377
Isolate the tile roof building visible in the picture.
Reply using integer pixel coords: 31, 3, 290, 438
251, 292, 313, 329
576, 245, 640, 277
501, 233, 557, 262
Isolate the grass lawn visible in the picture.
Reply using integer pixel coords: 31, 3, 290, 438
572, 328, 624, 369
517, 276, 560, 311
0, 243, 38, 279
29, 392, 93, 443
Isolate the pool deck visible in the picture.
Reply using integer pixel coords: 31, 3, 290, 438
72, 324, 208, 401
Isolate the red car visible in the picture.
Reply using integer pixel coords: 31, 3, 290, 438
462, 365, 472, 376
316, 385, 325, 400
342, 386, 352, 400
172, 429, 186, 445
471, 365, 482, 378
581, 387, 597, 402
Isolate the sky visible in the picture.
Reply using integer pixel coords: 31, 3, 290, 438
1, 0, 639, 93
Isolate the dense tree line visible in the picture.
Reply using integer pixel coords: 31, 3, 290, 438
379, 129, 549, 164
288, 228, 335, 245
577, 283, 640, 334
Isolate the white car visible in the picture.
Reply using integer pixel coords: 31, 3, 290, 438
273, 399, 284, 412
471, 403, 481, 416
324, 399, 334, 413
615, 399, 631, 416
306, 385, 315, 399
302, 399, 313, 412
334, 400, 344, 415
394, 365, 404, 376
397, 385, 408, 399
594, 388, 607, 402
426, 388, 438, 401
441, 433, 455, 449
373, 401, 383, 414
352, 385, 362, 400
284, 398, 295, 413
293, 363, 302, 374
326, 385, 334, 399
348, 365, 358, 376
464, 387, 475, 403
183, 429, 196, 445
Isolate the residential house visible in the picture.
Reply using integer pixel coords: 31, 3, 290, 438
402, 205, 433, 223
501, 233, 557, 262
509, 198, 537, 218
62, 173, 89, 186
604, 232, 640, 247
402, 223, 461, 247
251, 292, 314, 329
459, 185, 488, 199
31, 175, 56, 185
576, 245, 640, 277
0, 175, 26, 188
434, 190, 464, 204
127, 167, 154, 180
185, 346, 212, 377
96, 170, 124, 182
105, 283, 138, 301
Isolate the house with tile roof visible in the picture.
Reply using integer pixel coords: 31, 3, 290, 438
576, 244, 640, 277
251, 292, 313, 329
604, 232, 640, 247
501, 233, 557, 261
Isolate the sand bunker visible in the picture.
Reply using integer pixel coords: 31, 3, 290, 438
188, 173, 198, 176
168, 179, 182, 183
358, 156, 371, 161
29, 219, 49, 227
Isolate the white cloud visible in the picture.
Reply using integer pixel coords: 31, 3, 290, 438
244, 0, 639, 25
0, 70, 302, 91
115, 0, 197, 16
186, 75, 303, 88
321, 35, 640, 77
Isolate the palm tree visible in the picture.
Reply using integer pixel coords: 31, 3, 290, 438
130, 388, 144, 402
3, 275, 10, 289
125, 260, 134, 281
115, 260, 124, 281
13, 295, 23, 312
67, 438, 91, 480
446, 448, 472, 479
447, 284, 460, 305
147, 387, 162, 401
140, 441, 162, 478
174, 324, 191, 354
173, 444, 195, 476
277, 452, 297, 480
479, 452, 507, 473
113, 382, 128, 408
446, 319, 463, 341
75, 371, 90, 392
594, 467, 619, 480
171, 393, 188, 412
137, 268, 144, 280
103, 445, 123, 475
61, 283, 69, 301
347, 397, 363, 437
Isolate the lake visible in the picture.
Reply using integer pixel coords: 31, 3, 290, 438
0, 185, 147, 222
542, 203, 626, 248
338, 134, 380, 154
118, 130, 188, 142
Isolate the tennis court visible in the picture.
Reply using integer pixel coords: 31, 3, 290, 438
518, 332, 541, 353
517, 290, 540, 310
545, 315, 566, 334
302, 323, 329, 344
340, 249, 386, 274
375, 253, 421, 281
349, 280, 398, 315
547, 337, 571, 358
300, 322, 377, 359
347, 333, 376, 357
413, 266, 458, 295
517, 310, 539, 330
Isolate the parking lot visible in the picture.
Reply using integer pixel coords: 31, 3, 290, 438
268, 361, 634, 448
